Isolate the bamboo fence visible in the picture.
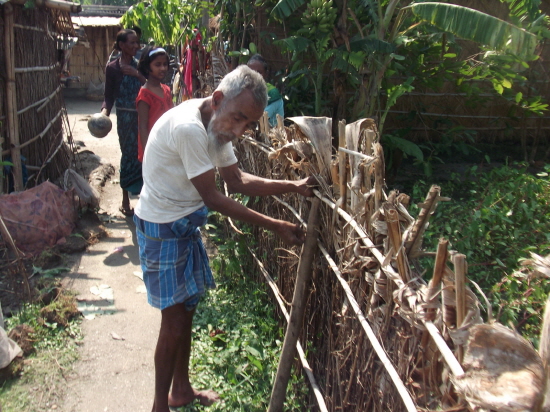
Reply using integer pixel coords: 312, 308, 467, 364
0, 1, 77, 193
227, 113, 546, 411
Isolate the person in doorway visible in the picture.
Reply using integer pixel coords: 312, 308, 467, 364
101, 28, 146, 216
133, 65, 315, 411
136, 46, 173, 162
247, 54, 284, 127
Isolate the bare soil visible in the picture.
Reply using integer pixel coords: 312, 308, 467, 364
58, 97, 160, 412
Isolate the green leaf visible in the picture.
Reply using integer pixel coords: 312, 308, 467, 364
271, 0, 306, 19
391, 53, 406, 61
349, 37, 395, 54
515, 92, 523, 103
384, 135, 424, 162
405, 3, 538, 59
274, 36, 311, 54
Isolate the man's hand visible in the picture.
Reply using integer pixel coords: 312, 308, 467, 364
274, 220, 306, 246
295, 176, 318, 197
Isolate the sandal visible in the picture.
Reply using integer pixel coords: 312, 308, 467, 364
119, 206, 134, 217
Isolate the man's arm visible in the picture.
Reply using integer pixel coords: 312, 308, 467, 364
191, 168, 306, 245
220, 163, 315, 198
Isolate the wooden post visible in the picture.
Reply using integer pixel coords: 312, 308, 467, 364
386, 208, 409, 282
106, 27, 111, 68
338, 120, 347, 212
453, 253, 466, 362
268, 197, 321, 412
421, 238, 448, 349
4, 3, 24, 192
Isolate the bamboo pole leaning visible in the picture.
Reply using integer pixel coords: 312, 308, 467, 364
4, 2, 24, 192
249, 248, 329, 412
269, 197, 321, 412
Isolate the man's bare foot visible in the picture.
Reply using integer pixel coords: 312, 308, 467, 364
168, 389, 220, 407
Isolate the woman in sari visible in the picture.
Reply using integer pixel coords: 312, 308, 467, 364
101, 28, 146, 216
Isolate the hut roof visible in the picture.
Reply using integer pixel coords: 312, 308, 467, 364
71, 16, 121, 27
73, 4, 128, 18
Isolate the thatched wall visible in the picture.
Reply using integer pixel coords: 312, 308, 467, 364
228, 116, 546, 411
66, 23, 121, 96
0, 2, 74, 193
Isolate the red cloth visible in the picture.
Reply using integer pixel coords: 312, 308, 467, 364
0, 182, 77, 256
136, 84, 174, 162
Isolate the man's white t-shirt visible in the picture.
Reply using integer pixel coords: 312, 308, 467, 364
135, 98, 237, 223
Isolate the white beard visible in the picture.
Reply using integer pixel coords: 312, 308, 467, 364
207, 112, 234, 149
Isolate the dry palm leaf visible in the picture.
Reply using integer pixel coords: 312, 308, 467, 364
453, 323, 545, 412
287, 116, 333, 176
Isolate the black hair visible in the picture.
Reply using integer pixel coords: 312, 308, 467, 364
132, 26, 142, 38
248, 54, 268, 72
137, 45, 170, 77
114, 29, 136, 51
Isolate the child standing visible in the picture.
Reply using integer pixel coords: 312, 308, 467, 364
136, 46, 173, 162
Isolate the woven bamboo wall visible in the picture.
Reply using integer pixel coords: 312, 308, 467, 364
67, 25, 120, 91
0, 3, 73, 192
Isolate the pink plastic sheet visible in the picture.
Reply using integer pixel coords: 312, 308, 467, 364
0, 182, 77, 256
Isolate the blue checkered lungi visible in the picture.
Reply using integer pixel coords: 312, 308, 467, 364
133, 206, 214, 310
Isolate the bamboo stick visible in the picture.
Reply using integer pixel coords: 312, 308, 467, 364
423, 321, 464, 377
426, 239, 448, 321
338, 146, 375, 162
35, 0, 82, 13
14, 63, 58, 73
249, 248, 329, 412
453, 253, 467, 362
338, 120, 347, 212
13, 23, 49, 33
4, 3, 24, 192
420, 238, 448, 350
386, 208, 409, 282
2, 109, 63, 155
319, 242, 418, 412
405, 185, 448, 258
269, 197, 321, 412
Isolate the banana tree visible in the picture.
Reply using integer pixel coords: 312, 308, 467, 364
270, 0, 542, 135
121, 0, 210, 47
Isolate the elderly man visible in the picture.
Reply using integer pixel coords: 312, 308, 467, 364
134, 65, 314, 411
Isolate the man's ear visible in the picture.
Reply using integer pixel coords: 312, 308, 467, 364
211, 91, 224, 110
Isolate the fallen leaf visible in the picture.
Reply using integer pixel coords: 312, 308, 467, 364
111, 332, 124, 341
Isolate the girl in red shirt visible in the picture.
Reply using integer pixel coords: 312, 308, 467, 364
136, 47, 174, 162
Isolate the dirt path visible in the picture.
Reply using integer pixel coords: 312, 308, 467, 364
60, 97, 159, 412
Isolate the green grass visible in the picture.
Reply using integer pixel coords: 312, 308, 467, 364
0, 295, 82, 412
410, 162, 550, 344
177, 225, 308, 411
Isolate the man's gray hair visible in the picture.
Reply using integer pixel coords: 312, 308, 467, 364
216, 65, 268, 109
